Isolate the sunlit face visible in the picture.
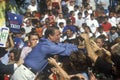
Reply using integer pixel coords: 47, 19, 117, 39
29, 35, 39, 47
96, 38, 104, 48
66, 29, 73, 38
59, 14, 63, 19
49, 29, 61, 43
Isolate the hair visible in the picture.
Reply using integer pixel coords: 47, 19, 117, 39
60, 50, 89, 74
74, 5, 79, 9
96, 35, 106, 43
9, 48, 21, 61
78, 12, 82, 16
59, 22, 64, 26
70, 76, 81, 80
70, 11, 74, 15
28, 32, 39, 40
44, 27, 59, 38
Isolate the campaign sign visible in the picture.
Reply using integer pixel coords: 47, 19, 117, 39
0, 27, 9, 47
7, 12, 23, 33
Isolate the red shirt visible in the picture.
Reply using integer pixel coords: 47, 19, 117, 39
69, 16, 75, 25
101, 22, 112, 32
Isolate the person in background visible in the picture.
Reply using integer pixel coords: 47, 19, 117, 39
20, 32, 39, 59
13, 31, 25, 49
27, 0, 38, 13
0, 48, 23, 80
0, 32, 15, 65
101, 16, 112, 33
108, 27, 119, 44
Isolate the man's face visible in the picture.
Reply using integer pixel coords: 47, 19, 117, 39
96, 38, 104, 48
29, 35, 39, 47
9, 52, 14, 62
49, 30, 61, 43
66, 29, 73, 38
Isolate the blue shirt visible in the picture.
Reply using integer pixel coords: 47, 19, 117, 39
24, 37, 78, 72
63, 25, 77, 33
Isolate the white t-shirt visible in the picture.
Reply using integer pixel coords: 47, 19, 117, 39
86, 19, 99, 33
28, 5, 37, 12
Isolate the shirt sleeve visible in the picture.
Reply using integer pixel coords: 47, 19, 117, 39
48, 43, 78, 56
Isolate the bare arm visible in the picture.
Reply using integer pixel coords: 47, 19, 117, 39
80, 34, 98, 63
48, 57, 70, 80
9, 32, 14, 48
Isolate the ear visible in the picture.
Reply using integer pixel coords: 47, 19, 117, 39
48, 34, 53, 40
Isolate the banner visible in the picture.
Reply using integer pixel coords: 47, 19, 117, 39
7, 12, 23, 33
0, 0, 6, 27
0, 27, 9, 47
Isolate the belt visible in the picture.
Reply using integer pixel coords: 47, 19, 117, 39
23, 64, 37, 74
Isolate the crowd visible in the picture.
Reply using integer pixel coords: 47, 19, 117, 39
0, 0, 120, 80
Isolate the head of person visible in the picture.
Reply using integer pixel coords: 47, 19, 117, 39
8, 48, 21, 63
70, 0, 75, 6
95, 35, 106, 48
74, 5, 79, 11
97, 27, 104, 33
90, 14, 95, 20
84, 26, 92, 33
44, 27, 61, 43
70, 11, 75, 16
70, 76, 81, 80
110, 27, 117, 34
84, 10, 89, 17
31, 0, 36, 6
59, 22, 64, 28
66, 28, 74, 38
103, 16, 109, 23
111, 42, 120, 56
78, 12, 82, 19
58, 13, 63, 19
67, 19, 72, 25
28, 32, 39, 47
62, 50, 89, 74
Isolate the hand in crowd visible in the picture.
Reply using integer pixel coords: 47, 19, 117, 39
101, 47, 111, 57
90, 40, 101, 52
48, 57, 58, 66
80, 33, 89, 41
89, 71, 97, 80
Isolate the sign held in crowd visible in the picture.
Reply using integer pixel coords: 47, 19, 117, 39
7, 12, 23, 33
0, 27, 9, 47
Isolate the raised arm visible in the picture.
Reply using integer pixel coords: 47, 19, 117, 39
80, 34, 98, 63
48, 57, 70, 80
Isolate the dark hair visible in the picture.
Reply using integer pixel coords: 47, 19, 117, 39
9, 48, 21, 61
70, 76, 81, 80
59, 22, 64, 26
78, 12, 82, 16
74, 5, 79, 9
70, 11, 74, 15
110, 27, 117, 31
44, 27, 59, 38
28, 32, 39, 39
96, 35, 106, 43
